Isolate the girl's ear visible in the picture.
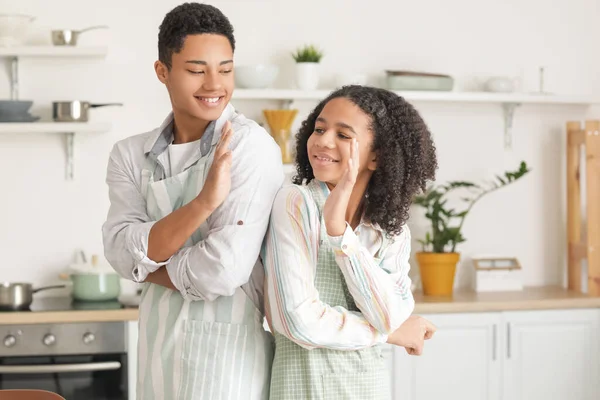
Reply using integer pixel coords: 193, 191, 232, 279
367, 152, 377, 171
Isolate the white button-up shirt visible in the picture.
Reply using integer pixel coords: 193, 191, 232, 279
102, 103, 284, 308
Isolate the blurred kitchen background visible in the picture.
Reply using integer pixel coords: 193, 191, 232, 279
0, 0, 599, 399
0, 0, 599, 290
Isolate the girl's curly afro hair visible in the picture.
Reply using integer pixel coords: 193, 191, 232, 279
292, 85, 438, 237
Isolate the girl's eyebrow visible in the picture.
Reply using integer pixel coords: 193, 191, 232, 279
316, 117, 356, 134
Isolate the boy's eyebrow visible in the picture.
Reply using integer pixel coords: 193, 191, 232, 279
316, 117, 356, 134
185, 60, 233, 65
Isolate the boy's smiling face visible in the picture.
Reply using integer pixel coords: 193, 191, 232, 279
155, 33, 234, 123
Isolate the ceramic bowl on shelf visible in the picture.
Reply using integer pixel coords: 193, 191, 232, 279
0, 100, 39, 122
484, 77, 516, 93
235, 64, 279, 89
0, 100, 33, 115
0, 14, 35, 47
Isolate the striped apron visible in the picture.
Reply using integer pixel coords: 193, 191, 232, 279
136, 114, 273, 400
268, 181, 389, 400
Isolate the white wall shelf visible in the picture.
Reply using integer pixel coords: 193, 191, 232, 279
0, 46, 112, 180
0, 122, 112, 180
0, 46, 108, 101
233, 89, 599, 105
233, 89, 600, 150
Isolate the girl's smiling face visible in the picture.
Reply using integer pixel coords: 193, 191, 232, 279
307, 97, 377, 186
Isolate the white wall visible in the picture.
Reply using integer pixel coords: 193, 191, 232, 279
0, 0, 599, 293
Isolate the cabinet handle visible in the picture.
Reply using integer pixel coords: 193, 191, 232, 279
506, 323, 511, 359
492, 324, 497, 361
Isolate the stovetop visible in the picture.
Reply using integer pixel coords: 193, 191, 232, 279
0, 297, 134, 356
0, 297, 136, 313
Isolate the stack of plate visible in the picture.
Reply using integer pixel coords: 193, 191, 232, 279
0, 100, 40, 122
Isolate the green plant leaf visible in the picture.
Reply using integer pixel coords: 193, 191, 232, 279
415, 161, 531, 253
292, 44, 324, 62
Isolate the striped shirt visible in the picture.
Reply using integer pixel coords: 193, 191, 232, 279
263, 180, 415, 350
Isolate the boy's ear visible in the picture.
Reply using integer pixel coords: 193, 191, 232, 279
155, 60, 169, 84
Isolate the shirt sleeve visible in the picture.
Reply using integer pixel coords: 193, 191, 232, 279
327, 223, 415, 334
102, 143, 170, 282
263, 185, 389, 351
102, 125, 284, 304
165, 126, 284, 301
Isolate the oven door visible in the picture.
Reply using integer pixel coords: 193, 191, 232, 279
0, 353, 128, 400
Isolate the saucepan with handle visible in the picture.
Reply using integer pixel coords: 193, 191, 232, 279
52, 100, 123, 122
0, 282, 66, 311
51, 25, 109, 46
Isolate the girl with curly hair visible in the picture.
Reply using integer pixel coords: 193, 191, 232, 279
261, 85, 439, 399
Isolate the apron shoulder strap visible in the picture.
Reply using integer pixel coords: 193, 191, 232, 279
140, 155, 161, 197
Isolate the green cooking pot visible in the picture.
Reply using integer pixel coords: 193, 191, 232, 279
61, 258, 121, 302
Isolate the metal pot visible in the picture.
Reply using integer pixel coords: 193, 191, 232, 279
52, 101, 123, 122
0, 282, 66, 311
51, 25, 109, 46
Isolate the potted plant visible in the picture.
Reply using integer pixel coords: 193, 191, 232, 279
413, 161, 531, 296
292, 44, 323, 90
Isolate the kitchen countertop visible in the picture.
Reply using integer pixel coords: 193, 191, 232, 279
413, 285, 600, 313
0, 307, 139, 325
0, 296, 139, 325
1, 286, 599, 325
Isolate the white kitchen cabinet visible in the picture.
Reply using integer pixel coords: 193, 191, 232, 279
392, 313, 502, 400
502, 309, 600, 400
391, 308, 600, 400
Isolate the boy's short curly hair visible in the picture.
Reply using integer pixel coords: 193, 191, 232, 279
158, 2, 235, 69
293, 85, 438, 237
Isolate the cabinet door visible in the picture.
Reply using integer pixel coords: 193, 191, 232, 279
392, 313, 502, 400
502, 309, 600, 400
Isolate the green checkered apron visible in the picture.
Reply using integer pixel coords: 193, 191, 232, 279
268, 182, 388, 400
136, 108, 273, 400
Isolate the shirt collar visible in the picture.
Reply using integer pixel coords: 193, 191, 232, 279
143, 112, 173, 155
143, 103, 236, 156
